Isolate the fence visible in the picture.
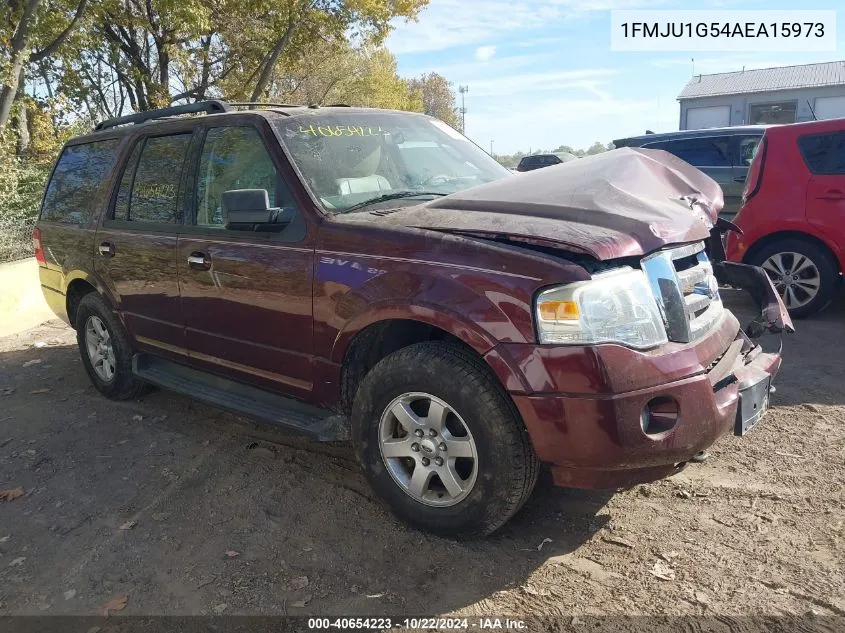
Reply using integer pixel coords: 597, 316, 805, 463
0, 212, 37, 263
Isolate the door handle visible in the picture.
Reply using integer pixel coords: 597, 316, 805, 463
818, 190, 845, 201
187, 252, 211, 270
733, 176, 746, 183
98, 242, 115, 257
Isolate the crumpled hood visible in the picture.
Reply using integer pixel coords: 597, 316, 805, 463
378, 147, 723, 260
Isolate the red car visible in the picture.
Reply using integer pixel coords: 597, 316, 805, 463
726, 118, 845, 317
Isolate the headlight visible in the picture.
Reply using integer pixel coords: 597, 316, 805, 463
535, 267, 667, 349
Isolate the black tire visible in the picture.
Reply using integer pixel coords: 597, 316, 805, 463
75, 293, 150, 400
351, 341, 539, 537
748, 238, 840, 318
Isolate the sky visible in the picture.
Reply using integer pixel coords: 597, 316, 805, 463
386, 0, 845, 154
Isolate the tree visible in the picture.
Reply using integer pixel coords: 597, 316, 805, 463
48, 0, 426, 117
265, 39, 421, 110
215, 0, 427, 102
407, 72, 459, 127
0, 0, 89, 131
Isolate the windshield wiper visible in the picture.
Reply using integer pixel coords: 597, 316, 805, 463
339, 191, 447, 214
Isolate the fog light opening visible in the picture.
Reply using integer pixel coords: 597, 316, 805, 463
641, 397, 679, 436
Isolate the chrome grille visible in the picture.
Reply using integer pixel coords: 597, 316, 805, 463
641, 241, 723, 344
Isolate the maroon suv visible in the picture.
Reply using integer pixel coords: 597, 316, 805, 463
34, 101, 792, 536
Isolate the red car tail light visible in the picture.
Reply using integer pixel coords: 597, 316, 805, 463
742, 137, 767, 205
33, 226, 46, 266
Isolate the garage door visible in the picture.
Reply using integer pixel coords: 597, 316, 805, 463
686, 106, 730, 130
813, 96, 845, 120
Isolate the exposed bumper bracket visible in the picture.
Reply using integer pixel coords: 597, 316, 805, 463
712, 260, 795, 338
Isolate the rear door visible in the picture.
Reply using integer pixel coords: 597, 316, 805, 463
800, 131, 845, 237
95, 128, 193, 360
177, 120, 315, 399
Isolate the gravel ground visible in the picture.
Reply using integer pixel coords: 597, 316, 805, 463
0, 291, 842, 621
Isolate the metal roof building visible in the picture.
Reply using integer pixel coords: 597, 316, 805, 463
677, 60, 845, 130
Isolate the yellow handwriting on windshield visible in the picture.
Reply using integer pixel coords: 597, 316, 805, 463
298, 124, 385, 138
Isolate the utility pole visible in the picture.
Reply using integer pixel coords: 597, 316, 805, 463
458, 85, 468, 134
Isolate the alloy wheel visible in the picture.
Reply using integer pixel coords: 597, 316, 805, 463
378, 392, 478, 507
761, 251, 821, 310
85, 315, 116, 382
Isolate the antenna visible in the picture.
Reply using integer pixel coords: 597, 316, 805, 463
807, 99, 818, 121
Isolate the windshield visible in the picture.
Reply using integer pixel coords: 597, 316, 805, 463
273, 111, 510, 212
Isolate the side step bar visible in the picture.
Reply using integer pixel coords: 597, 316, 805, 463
132, 354, 348, 442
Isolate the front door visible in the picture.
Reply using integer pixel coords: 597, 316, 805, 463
95, 130, 193, 359
177, 122, 315, 400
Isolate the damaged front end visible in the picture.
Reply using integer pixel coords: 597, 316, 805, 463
708, 218, 795, 338
704, 220, 793, 436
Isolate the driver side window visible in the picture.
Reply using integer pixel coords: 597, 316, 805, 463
196, 126, 295, 227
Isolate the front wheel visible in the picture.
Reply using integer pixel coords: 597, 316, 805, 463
351, 342, 539, 537
749, 238, 840, 318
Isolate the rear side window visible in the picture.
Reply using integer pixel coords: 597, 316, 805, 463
799, 132, 845, 175
114, 134, 190, 223
657, 138, 730, 167
40, 139, 120, 223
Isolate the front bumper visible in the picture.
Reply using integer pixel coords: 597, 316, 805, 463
509, 331, 780, 488
488, 305, 784, 489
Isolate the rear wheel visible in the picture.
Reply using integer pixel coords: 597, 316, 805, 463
351, 342, 539, 537
76, 293, 150, 400
749, 239, 840, 318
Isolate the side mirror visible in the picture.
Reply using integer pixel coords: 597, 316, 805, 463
221, 189, 294, 230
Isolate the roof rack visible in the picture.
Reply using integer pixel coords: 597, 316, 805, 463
228, 102, 305, 110
94, 100, 232, 131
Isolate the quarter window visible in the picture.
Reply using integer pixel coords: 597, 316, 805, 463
115, 134, 190, 224
736, 136, 763, 167
40, 139, 120, 223
799, 132, 845, 175
196, 126, 292, 227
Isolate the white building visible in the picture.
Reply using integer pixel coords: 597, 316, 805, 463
678, 60, 845, 130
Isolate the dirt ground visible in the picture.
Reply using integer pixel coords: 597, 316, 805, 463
0, 290, 843, 620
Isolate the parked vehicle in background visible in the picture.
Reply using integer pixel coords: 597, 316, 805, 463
516, 152, 578, 172
614, 127, 767, 220
726, 118, 845, 318
34, 101, 791, 537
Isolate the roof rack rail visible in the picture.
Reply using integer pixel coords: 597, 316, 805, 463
94, 100, 232, 131
228, 102, 305, 109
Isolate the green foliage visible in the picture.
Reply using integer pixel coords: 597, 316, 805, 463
407, 73, 459, 127
263, 39, 426, 112
0, 140, 50, 261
